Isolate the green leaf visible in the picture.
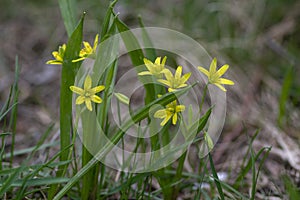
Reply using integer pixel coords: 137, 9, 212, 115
58, 0, 77, 37
278, 66, 293, 127
209, 152, 225, 200
0, 177, 70, 187
114, 92, 130, 105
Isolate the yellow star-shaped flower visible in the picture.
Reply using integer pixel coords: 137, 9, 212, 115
158, 66, 191, 92
154, 100, 185, 126
198, 58, 234, 92
138, 56, 167, 78
70, 75, 105, 111
46, 44, 66, 65
72, 34, 99, 62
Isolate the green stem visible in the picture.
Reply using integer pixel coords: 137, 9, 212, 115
199, 83, 208, 113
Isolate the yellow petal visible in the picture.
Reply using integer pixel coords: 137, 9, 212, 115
91, 95, 102, 103
143, 58, 153, 70
180, 72, 191, 84
154, 57, 161, 65
46, 60, 62, 65
158, 79, 171, 88
93, 34, 99, 51
70, 86, 84, 95
75, 96, 85, 104
198, 67, 209, 77
217, 64, 229, 77
177, 84, 187, 89
210, 58, 217, 73
90, 85, 105, 93
219, 78, 234, 85
175, 66, 182, 79
214, 83, 226, 92
85, 99, 92, 111
138, 71, 152, 76
176, 105, 185, 112
83, 41, 93, 53
161, 56, 167, 66
161, 114, 172, 126
52, 51, 59, 58
172, 113, 178, 125
154, 109, 167, 118
72, 57, 86, 62
84, 75, 92, 90
168, 88, 176, 92
163, 69, 173, 81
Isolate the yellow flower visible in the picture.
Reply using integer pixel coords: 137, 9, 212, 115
70, 75, 105, 111
198, 58, 234, 92
46, 44, 66, 65
154, 100, 185, 126
158, 66, 191, 92
72, 34, 99, 62
138, 56, 167, 78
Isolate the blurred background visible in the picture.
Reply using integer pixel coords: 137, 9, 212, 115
0, 0, 299, 198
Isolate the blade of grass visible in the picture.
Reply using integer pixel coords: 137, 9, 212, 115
58, 0, 77, 37
9, 56, 20, 167
278, 66, 293, 127
0, 177, 70, 187
208, 152, 225, 200
250, 146, 272, 200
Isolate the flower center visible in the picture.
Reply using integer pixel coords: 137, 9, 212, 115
84, 91, 92, 98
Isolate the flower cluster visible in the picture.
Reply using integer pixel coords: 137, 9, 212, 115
46, 34, 99, 65
46, 44, 66, 65
138, 56, 234, 126
138, 56, 190, 126
72, 34, 99, 62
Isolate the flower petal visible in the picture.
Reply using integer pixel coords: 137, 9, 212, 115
161, 114, 172, 126
91, 85, 105, 93
143, 58, 153, 71
217, 64, 229, 77
72, 57, 86, 62
91, 95, 102, 103
161, 56, 167, 66
154, 57, 161, 65
138, 71, 152, 76
93, 34, 99, 51
176, 105, 185, 112
168, 88, 177, 92
85, 99, 93, 111
163, 69, 173, 81
210, 58, 217, 73
172, 113, 178, 125
198, 67, 209, 77
175, 66, 182, 79
75, 96, 85, 105
180, 72, 191, 84
154, 109, 166, 118
219, 78, 234, 85
84, 75, 92, 90
214, 83, 227, 92
158, 79, 171, 88
46, 60, 62, 65
83, 41, 93, 53
70, 86, 84, 95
